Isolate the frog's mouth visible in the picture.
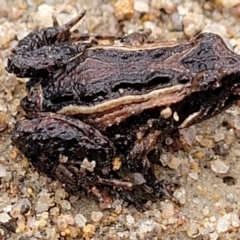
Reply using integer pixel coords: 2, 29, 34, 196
21, 85, 43, 114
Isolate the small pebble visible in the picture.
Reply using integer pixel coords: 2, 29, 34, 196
198, 138, 215, 148
112, 157, 122, 171
134, 0, 150, 13
35, 192, 54, 213
214, 142, 229, 155
41, 212, 49, 219
0, 212, 11, 223
187, 222, 200, 238
161, 203, 175, 219
36, 4, 54, 28
209, 232, 219, 240
126, 214, 135, 225
114, 203, 123, 215
173, 187, 186, 205
211, 159, 229, 174
167, 154, 182, 169
161, 107, 172, 119
55, 188, 67, 203
192, 195, 200, 204
209, 216, 216, 222
225, 192, 237, 203
57, 214, 80, 237
81, 158, 96, 172
218, 0, 240, 8
188, 171, 199, 180
165, 137, 173, 145
216, 217, 230, 233
38, 218, 48, 228
202, 207, 210, 216
75, 214, 87, 227
213, 132, 225, 142
182, 13, 204, 37
60, 200, 71, 210
194, 150, 204, 159
16, 216, 26, 233
0, 22, 16, 48
82, 224, 96, 238
91, 211, 103, 223
114, 0, 134, 21
158, 0, 176, 14
179, 127, 196, 146
135, 220, 161, 236
177, 4, 188, 16
10, 198, 31, 218
0, 165, 7, 177
230, 213, 240, 228
133, 172, 146, 185
50, 207, 60, 216
224, 130, 236, 145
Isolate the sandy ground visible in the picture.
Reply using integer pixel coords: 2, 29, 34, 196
1, 0, 240, 239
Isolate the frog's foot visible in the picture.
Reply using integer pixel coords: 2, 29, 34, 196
120, 29, 152, 46
94, 175, 133, 189
55, 164, 143, 208
55, 162, 152, 209
116, 188, 149, 211
153, 181, 180, 206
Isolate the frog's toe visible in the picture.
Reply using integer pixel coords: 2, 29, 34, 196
153, 181, 180, 206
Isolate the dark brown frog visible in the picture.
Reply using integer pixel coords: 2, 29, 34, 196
7, 11, 240, 208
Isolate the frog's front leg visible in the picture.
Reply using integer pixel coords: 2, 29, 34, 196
127, 130, 179, 203
6, 11, 94, 78
127, 130, 162, 174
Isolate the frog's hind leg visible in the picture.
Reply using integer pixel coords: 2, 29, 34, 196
54, 162, 139, 207
11, 113, 115, 177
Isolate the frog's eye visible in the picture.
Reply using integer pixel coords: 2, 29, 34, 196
226, 57, 237, 65
178, 75, 191, 84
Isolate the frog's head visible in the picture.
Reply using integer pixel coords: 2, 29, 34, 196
180, 32, 240, 92
175, 33, 240, 128
180, 32, 240, 106
21, 85, 43, 114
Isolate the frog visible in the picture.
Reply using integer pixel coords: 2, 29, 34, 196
7, 11, 240, 208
